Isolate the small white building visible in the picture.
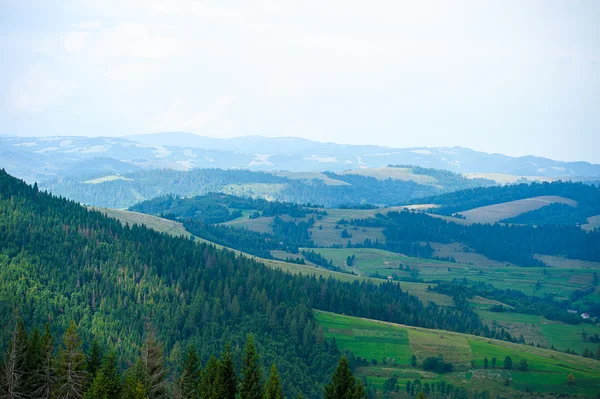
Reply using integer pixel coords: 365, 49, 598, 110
581, 313, 590, 320
567, 310, 578, 314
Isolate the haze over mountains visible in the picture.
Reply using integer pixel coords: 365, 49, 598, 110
2, 132, 600, 183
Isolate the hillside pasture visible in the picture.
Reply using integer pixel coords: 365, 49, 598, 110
341, 167, 440, 185
270, 171, 349, 186
315, 310, 600, 397
457, 195, 578, 224
582, 215, 600, 231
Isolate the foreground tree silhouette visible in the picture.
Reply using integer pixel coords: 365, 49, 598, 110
55, 320, 87, 399
216, 343, 238, 399
324, 357, 366, 399
179, 345, 201, 399
35, 324, 55, 399
1, 320, 28, 399
265, 364, 284, 399
140, 327, 168, 399
240, 335, 263, 399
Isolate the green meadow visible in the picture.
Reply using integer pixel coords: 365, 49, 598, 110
315, 310, 600, 397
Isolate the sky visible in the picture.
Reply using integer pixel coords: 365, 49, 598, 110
1, 0, 599, 163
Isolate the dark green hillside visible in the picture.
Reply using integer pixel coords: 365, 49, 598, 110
416, 181, 600, 222
0, 169, 487, 397
351, 210, 600, 265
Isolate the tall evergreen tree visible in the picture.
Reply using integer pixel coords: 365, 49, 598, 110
86, 340, 103, 381
55, 320, 87, 399
122, 363, 147, 399
239, 335, 263, 399
1, 320, 29, 399
265, 364, 284, 399
99, 352, 122, 399
140, 327, 168, 399
200, 355, 219, 399
324, 357, 366, 399
34, 324, 55, 399
24, 327, 43, 394
215, 343, 237, 399
179, 345, 201, 399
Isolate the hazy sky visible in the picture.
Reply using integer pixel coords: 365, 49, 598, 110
1, 0, 599, 162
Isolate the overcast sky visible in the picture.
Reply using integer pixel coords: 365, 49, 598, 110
1, 0, 599, 162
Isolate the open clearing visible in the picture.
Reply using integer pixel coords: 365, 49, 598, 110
462, 173, 558, 184
582, 215, 600, 231
315, 310, 600, 397
341, 167, 439, 185
457, 195, 578, 224
83, 175, 133, 184
270, 171, 349, 186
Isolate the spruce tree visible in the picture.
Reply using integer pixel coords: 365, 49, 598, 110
122, 363, 147, 399
179, 345, 201, 399
25, 327, 43, 394
35, 324, 55, 399
141, 327, 168, 399
324, 357, 366, 399
1, 320, 29, 399
86, 340, 103, 380
55, 320, 87, 399
239, 335, 263, 399
83, 371, 109, 399
265, 364, 284, 399
200, 355, 219, 399
216, 343, 237, 399
100, 352, 122, 399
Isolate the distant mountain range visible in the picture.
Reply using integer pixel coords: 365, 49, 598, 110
2, 132, 599, 183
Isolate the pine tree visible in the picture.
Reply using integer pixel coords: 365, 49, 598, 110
34, 324, 55, 399
122, 364, 147, 399
141, 327, 168, 399
179, 346, 201, 399
265, 364, 284, 399
324, 357, 366, 399
239, 335, 263, 399
216, 343, 237, 399
86, 340, 103, 380
24, 327, 43, 394
83, 371, 109, 399
55, 320, 87, 399
1, 320, 29, 399
200, 355, 220, 399
100, 352, 122, 399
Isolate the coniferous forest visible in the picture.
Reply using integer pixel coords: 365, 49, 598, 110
0, 169, 489, 398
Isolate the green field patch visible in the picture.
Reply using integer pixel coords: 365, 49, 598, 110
315, 310, 600, 397
83, 174, 133, 184
315, 311, 412, 365
408, 329, 472, 365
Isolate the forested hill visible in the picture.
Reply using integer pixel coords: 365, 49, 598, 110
415, 181, 600, 219
0, 169, 484, 398
41, 166, 495, 209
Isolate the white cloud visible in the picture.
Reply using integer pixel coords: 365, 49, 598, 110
63, 32, 88, 54
102, 23, 183, 59
77, 21, 102, 30
9, 64, 73, 113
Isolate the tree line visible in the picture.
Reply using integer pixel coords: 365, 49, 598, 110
1, 318, 367, 399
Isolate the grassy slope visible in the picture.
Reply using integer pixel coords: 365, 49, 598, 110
457, 195, 578, 224
582, 215, 600, 232
341, 167, 439, 185
315, 310, 600, 397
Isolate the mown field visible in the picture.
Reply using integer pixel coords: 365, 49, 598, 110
315, 311, 600, 397
457, 195, 577, 224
